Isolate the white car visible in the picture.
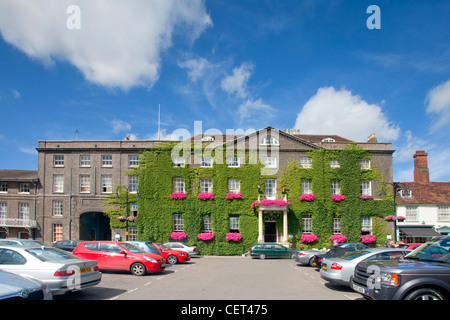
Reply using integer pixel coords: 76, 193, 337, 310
163, 242, 198, 256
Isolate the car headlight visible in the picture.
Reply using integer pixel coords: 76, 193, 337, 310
144, 256, 157, 263
376, 272, 399, 286
179, 253, 186, 256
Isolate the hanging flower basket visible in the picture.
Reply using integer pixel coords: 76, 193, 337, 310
226, 232, 242, 242
299, 194, 316, 201
360, 234, 377, 244
116, 216, 136, 222
197, 232, 215, 241
330, 194, 346, 202
330, 234, 347, 244
301, 233, 318, 243
198, 192, 214, 200
360, 195, 374, 200
385, 216, 405, 222
170, 232, 187, 240
226, 193, 242, 200
397, 216, 405, 222
170, 192, 187, 200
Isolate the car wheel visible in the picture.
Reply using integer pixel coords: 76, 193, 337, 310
289, 252, 296, 259
309, 257, 315, 267
258, 253, 266, 260
167, 255, 178, 265
131, 262, 146, 276
405, 288, 445, 300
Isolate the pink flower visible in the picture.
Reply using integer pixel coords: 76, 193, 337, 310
226, 232, 242, 242
198, 192, 214, 200
299, 194, 316, 201
259, 199, 293, 207
330, 194, 346, 202
226, 193, 243, 200
170, 192, 187, 200
360, 234, 376, 244
360, 195, 374, 200
197, 232, 215, 241
170, 232, 187, 240
330, 234, 347, 243
301, 233, 318, 243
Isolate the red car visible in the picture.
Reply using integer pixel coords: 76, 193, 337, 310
72, 241, 165, 276
153, 243, 190, 265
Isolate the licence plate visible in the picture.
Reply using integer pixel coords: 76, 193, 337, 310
322, 264, 327, 270
352, 283, 369, 295
80, 267, 92, 273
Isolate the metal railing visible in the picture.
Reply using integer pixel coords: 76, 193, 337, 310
0, 218, 38, 228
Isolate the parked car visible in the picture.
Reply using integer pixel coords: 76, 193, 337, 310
124, 241, 162, 255
351, 236, 450, 300
294, 249, 326, 266
52, 240, 81, 252
72, 241, 165, 276
0, 245, 101, 295
0, 239, 48, 247
398, 243, 422, 250
249, 243, 297, 259
0, 270, 52, 300
163, 242, 199, 256
153, 243, 190, 265
320, 248, 411, 287
312, 243, 369, 268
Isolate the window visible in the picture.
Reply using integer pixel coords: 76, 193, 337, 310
406, 206, 418, 222
19, 183, 30, 194
101, 175, 112, 193
128, 176, 138, 193
265, 179, 276, 198
0, 248, 26, 265
229, 216, 239, 231
173, 178, 185, 193
53, 200, 63, 216
53, 174, 64, 193
53, 155, 64, 167
263, 157, 277, 168
128, 155, 139, 167
18, 203, 29, 221
0, 203, 6, 224
300, 157, 312, 168
437, 206, 449, 221
330, 181, 340, 195
80, 175, 90, 193
260, 136, 279, 145
172, 157, 185, 167
128, 227, 137, 241
330, 159, 340, 168
400, 189, 412, 198
360, 181, 372, 196
101, 155, 113, 167
0, 183, 7, 193
200, 178, 212, 193
301, 180, 312, 194
130, 203, 138, 217
228, 179, 240, 193
173, 214, 183, 231
80, 155, 90, 167
361, 217, 372, 233
333, 218, 341, 234
201, 157, 213, 168
53, 224, 63, 242
321, 137, 335, 143
302, 215, 312, 233
203, 215, 212, 232
360, 159, 371, 169
227, 157, 240, 168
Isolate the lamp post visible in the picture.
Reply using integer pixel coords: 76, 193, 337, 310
115, 186, 138, 241
381, 182, 406, 243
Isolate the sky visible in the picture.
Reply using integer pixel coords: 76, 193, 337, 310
0, 0, 449, 182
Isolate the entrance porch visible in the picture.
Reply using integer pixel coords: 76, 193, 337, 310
256, 197, 290, 245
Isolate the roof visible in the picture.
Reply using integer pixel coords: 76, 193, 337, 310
396, 181, 450, 205
0, 170, 38, 181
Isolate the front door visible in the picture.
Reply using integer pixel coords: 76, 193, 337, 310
264, 221, 276, 242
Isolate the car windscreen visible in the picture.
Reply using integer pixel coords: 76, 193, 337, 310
339, 250, 371, 260
406, 238, 450, 263
119, 243, 145, 253
26, 247, 77, 261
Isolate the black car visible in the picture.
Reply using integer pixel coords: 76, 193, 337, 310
52, 240, 81, 252
351, 236, 450, 300
311, 243, 369, 268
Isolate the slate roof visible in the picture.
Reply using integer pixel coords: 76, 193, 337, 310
396, 182, 450, 205
0, 169, 39, 181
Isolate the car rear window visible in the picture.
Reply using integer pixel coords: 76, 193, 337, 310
26, 247, 76, 261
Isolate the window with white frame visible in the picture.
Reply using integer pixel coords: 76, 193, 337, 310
200, 178, 212, 193
263, 157, 277, 168
361, 216, 372, 233
53, 224, 63, 242
227, 157, 240, 168
330, 159, 340, 168
203, 215, 212, 232
406, 206, 418, 222
101, 155, 113, 167
52, 200, 63, 216
128, 176, 138, 193
18, 203, 29, 221
172, 157, 185, 167
130, 203, 138, 217
333, 218, 341, 234
360, 159, 371, 169
53, 155, 64, 167
265, 179, 277, 198
0, 203, 7, 223
128, 227, 137, 241
128, 155, 139, 167
260, 136, 279, 146
19, 183, 30, 194
53, 174, 64, 193
0, 183, 7, 193
173, 214, 183, 231
80, 155, 91, 167
330, 180, 341, 195
360, 180, 372, 196
300, 157, 312, 168
201, 157, 213, 168
80, 175, 90, 193
101, 175, 112, 193
228, 179, 240, 193
301, 180, 312, 194
400, 189, 412, 198
302, 215, 312, 233
437, 206, 450, 221
173, 178, 185, 193
229, 216, 239, 231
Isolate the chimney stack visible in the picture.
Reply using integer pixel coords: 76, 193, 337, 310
413, 150, 429, 184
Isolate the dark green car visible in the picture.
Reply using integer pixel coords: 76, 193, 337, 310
249, 243, 297, 259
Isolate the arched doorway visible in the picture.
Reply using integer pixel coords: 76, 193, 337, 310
79, 212, 111, 240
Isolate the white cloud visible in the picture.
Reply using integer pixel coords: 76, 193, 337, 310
237, 98, 275, 122
178, 57, 211, 82
220, 63, 253, 98
111, 119, 131, 133
294, 86, 401, 142
11, 89, 20, 99
0, 0, 212, 90
425, 79, 450, 132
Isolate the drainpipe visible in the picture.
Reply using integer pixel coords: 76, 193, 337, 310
69, 168, 72, 240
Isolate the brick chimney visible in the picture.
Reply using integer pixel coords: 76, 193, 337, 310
413, 150, 429, 184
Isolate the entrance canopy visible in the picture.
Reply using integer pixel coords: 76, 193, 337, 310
399, 226, 441, 238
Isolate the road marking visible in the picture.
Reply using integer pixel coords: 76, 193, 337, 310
144, 282, 152, 286
127, 288, 138, 294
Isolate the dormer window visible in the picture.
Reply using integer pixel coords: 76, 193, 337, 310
399, 189, 412, 198
260, 136, 279, 146
202, 136, 215, 142
321, 137, 335, 142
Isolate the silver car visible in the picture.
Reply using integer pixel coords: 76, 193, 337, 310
294, 249, 326, 266
0, 246, 101, 295
320, 248, 411, 287
0, 239, 48, 246
163, 242, 198, 256
0, 270, 52, 300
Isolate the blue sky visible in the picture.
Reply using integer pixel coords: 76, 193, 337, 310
0, 0, 449, 182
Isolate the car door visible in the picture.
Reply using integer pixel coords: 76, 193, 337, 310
273, 244, 287, 258
264, 244, 275, 258
98, 243, 128, 270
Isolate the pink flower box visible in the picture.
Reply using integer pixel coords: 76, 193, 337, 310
170, 192, 187, 200
360, 195, 374, 200
198, 192, 214, 200
360, 234, 376, 244
197, 232, 215, 241
170, 232, 187, 240
330, 234, 347, 243
330, 194, 346, 202
226, 232, 242, 242
226, 193, 243, 200
299, 194, 316, 201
